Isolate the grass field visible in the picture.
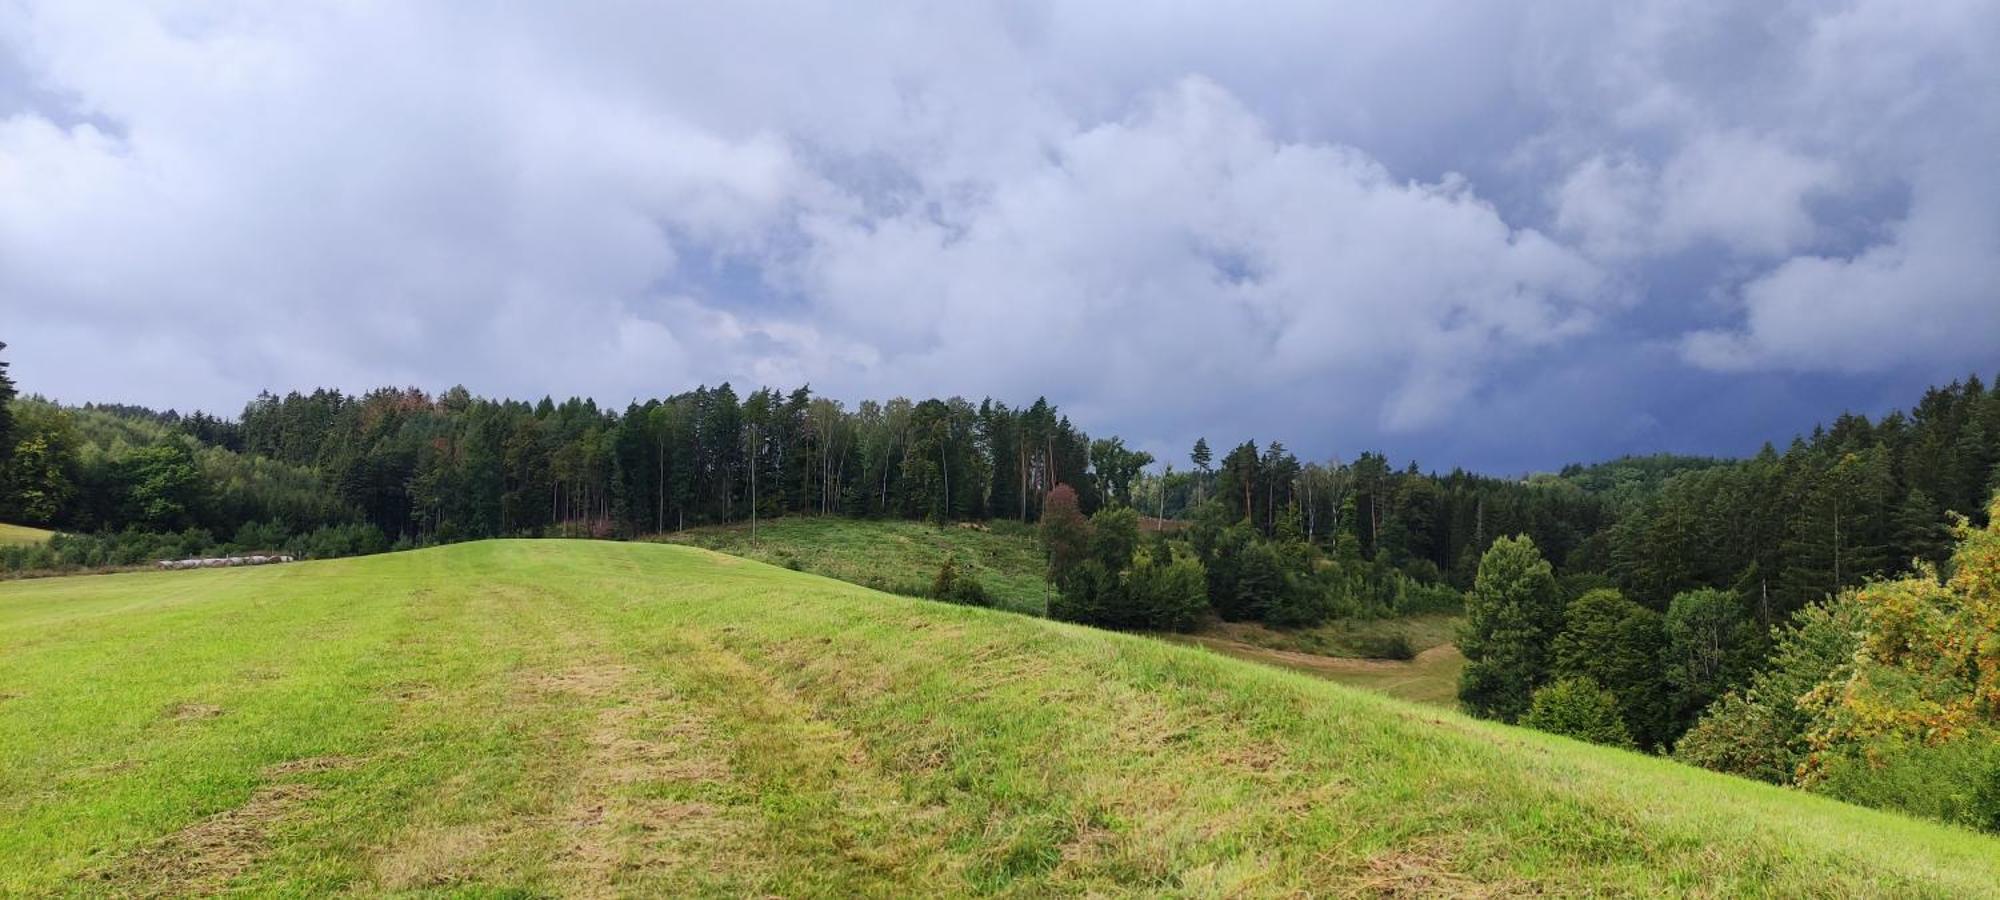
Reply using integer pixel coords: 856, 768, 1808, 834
2, 541, 1997, 895
0, 523, 54, 546
653, 517, 1052, 615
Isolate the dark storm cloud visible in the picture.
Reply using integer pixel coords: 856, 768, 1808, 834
2, 2, 1995, 471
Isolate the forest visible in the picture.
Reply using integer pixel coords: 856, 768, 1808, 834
2, 342, 1998, 830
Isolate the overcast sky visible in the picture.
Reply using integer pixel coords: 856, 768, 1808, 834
3, 2, 1996, 473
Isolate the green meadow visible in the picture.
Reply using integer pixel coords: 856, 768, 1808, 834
2, 540, 1997, 896
654, 517, 1053, 615
0, 523, 53, 547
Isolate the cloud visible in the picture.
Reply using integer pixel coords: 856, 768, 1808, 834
792, 78, 1606, 432
0, 1, 1995, 469
1556, 133, 1840, 259
1682, 170, 2000, 373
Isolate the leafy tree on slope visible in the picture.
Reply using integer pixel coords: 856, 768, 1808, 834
1459, 535, 1563, 722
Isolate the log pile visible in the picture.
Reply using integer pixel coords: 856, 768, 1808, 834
155, 555, 296, 570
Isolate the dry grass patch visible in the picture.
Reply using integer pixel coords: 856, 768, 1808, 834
526, 662, 761, 895
1345, 842, 1518, 899
98, 784, 316, 897
164, 702, 223, 721
261, 755, 361, 778
373, 824, 495, 891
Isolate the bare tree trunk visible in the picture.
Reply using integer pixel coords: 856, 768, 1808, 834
1019, 444, 1028, 521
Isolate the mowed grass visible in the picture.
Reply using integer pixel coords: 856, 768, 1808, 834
654, 517, 1051, 615
0, 523, 54, 546
2, 542, 1998, 895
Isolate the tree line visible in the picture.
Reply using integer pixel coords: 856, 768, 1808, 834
2, 332, 1996, 637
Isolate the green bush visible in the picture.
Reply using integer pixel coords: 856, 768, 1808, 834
1974, 746, 2000, 834
930, 556, 991, 607
1122, 546, 1209, 632
1522, 677, 1635, 749
292, 522, 389, 559
1813, 734, 2000, 833
1352, 633, 1416, 661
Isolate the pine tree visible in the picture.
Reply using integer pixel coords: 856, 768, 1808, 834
1893, 488, 1950, 571
1189, 437, 1212, 506
0, 341, 15, 474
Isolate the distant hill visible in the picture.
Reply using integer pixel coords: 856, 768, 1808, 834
1548, 453, 1732, 511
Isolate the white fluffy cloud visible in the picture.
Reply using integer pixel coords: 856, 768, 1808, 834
795, 79, 1604, 431
1683, 172, 2000, 372
1, 1, 1995, 466
1555, 133, 1840, 259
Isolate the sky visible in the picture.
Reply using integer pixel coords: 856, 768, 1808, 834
2, 2, 1997, 474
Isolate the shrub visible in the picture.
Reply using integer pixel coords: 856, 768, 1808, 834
1352, 633, 1416, 661
230, 519, 291, 553
930, 556, 991, 607
1812, 735, 2000, 833
292, 522, 389, 559
1974, 747, 2000, 834
1121, 546, 1209, 632
1675, 596, 1862, 782
1050, 559, 1114, 625
1522, 677, 1635, 749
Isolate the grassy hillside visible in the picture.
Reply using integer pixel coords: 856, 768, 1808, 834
656, 517, 1464, 705
654, 517, 1051, 615
1, 542, 1997, 896
0, 523, 54, 547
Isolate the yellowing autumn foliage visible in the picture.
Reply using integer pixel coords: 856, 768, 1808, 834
1778, 493, 2000, 830
1804, 495, 2000, 758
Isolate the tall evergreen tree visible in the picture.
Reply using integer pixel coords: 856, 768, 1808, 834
1189, 437, 1212, 506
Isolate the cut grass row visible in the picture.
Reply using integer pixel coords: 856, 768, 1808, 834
1, 541, 1996, 895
